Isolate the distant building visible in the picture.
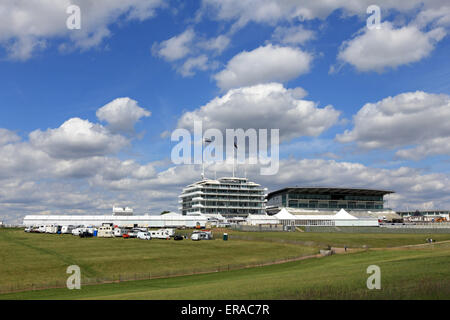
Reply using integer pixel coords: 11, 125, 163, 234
179, 177, 267, 217
23, 212, 207, 228
398, 210, 449, 222
113, 206, 133, 216
266, 187, 401, 221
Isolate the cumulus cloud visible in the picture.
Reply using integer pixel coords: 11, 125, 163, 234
96, 97, 151, 133
29, 118, 129, 159
337, 22, 446, 72
214, 44, 313, 90
177, 83, 340, 142
0, 129, 20, 145
0, 0, 165, 60
336, 91, 450, 159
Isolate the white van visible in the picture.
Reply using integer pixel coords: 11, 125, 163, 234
137, 231, 152, 240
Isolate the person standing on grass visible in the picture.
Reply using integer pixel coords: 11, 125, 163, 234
344, 245, 347, 252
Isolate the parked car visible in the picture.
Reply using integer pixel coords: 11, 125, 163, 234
24, 227, 32, 233
122, 233, 130, 239
173, 235, 183, 241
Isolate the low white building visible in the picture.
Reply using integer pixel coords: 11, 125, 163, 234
246, 214, 279, 226
249, 208, 379, 227
23, 212, 207, 229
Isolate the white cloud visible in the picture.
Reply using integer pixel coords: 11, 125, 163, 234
178, 55, 211, 77
153, 29, 196, 61
96, 97, 151, 133
200, 0, 424, 29
271, 25, 315, 45
0, 0, 166, 60
198, 35, 230, 54
29, 117, 129, 160
336, 91, 450, 159
337, 22, 446, 72
214, 44, 313, 90
177, 83, 340, 142
153, 30, 229, 77
0, 129, 20, 146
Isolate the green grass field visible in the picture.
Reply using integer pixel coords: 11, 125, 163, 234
219, 229, 450, 248
2, 244, 449, 300
1, 228, 449, 299
0, 228, 316, 291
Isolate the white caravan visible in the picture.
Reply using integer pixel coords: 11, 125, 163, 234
97, 226, 114, 238
45, 225, 59, 234
137, 231, 152, 240
61, 225, 75, 234
191, 230, 213, 241
113, 228, 125, 237
38, 225, 46, 233
149, 228, 175, 239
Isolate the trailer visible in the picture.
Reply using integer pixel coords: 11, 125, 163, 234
149, 228, 175, 239
61, 225, 75, 234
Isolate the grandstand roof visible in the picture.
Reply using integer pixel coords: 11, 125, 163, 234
268, 187, 394, 198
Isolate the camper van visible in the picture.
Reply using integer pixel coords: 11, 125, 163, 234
191, 230, 212, 241
137, 231, 152, 240
149, 228, 175, 239
97, 226, 114, 238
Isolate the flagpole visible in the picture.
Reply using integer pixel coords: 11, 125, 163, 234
201, 138, 205, 180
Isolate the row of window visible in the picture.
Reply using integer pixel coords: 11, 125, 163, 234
287, 201, 383, 209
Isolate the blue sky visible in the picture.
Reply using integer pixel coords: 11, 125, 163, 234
0, 0, 449, 222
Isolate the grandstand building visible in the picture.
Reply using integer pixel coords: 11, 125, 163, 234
266, 187, 401, 221
179, 177, 267, 217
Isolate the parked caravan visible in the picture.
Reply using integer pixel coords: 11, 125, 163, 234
137, 231, 152, 240
97, 226, 114, 238
149, 228, 175, 239
113, 228, 125, 237
38, 225, 46, 233
191, 230, 212, 241
45, 225, 59, 234
61, 225, 75, 234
